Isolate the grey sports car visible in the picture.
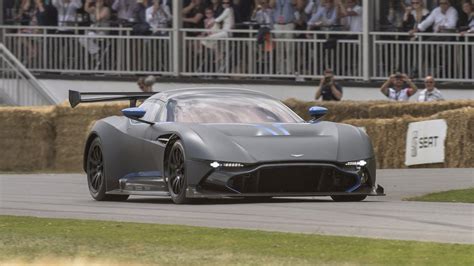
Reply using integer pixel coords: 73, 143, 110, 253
70, 88, 384, 204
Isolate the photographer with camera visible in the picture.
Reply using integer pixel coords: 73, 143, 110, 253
380, 72, 418, 101
315, 69, 343, 101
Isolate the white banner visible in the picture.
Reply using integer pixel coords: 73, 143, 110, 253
405, 119, 447, 166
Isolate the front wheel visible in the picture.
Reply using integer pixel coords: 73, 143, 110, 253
331, 195, 367, 202
86, 138, 129, 201
166, 140, 190, 204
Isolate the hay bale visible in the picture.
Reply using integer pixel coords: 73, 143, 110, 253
52, 102, 128, 172
343, 107, 474, 169
284, 98, 386, 122
367, 100, 474, 119
0, 106, 55, 171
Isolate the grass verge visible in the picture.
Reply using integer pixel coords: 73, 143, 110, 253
0, 216, 473, 265
406, 187, 474, 203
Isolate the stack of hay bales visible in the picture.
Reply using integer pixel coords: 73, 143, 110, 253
343, 107, 474, 169
53, 102, 128, 172
0, 106, 55, 171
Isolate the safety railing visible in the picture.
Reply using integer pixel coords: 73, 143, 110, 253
1, 25, 173, 75
371, 32, 474, 82
180, 29, 363, 80
1, 25, 473, 83
0, 43, 59, 105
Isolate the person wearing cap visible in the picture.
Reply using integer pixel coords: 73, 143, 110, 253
418, 76, 444, 102
380, 72, 418, 101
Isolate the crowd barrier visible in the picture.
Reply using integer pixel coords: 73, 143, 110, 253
2, 26, 473, 82
0, 100, 472, 172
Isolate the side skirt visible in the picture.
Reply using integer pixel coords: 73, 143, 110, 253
106, 171, 170, 196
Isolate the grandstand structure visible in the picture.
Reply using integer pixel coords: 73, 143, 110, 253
0, 0, 473, 83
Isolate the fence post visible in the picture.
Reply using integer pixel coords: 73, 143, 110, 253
362, 0, 370, 81
172, 1, 183, 77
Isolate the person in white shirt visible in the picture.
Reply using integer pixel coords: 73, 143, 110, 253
112, 0, 136, 22
52, 0, 82, 29
307, 0, 339, 29
410, 0, 458, 34
146, 0, 172, 35
202, 1, 234, 50
304, 0, 321, 16
380, 72, 418, 101
339, 0, 362, 32
418, 76, 444, 102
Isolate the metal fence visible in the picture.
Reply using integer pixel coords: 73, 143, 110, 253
1, 25, 473, 82
1, 26, 173, 75
0, 43, 58, 105
371, 32, 474, 82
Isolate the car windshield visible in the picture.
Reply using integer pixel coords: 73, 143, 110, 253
167, 94, 303, 123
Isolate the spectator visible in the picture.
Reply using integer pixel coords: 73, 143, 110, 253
410, 0, 458, 34
210, 0, 224, 17
402, 0, 429, 32
202, 0, 234, 52
305, 0, 321, 16
418, 76, 444, 102
315, 69, 343, 101
386, 0, 405, 30
294, 0, 309, 32
459, 1, 473, 35
339, 0, 362, 32
17, 0, 35, 26
137, 77, 146, 91
380, 72, 418, 101
270, 0, 296, 75
253, 0, 274, 28
53, 0, 82, 29
79, 0, 111, 55
112, 0, 136, 23
307, 0, 339, 30
182, 0, 205, 34
131, 0, 150, 35
233, 0, 253, 24
146, 0, 172, 35
35, 0, 58, 28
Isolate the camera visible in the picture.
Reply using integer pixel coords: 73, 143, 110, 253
324, 75, 332, 84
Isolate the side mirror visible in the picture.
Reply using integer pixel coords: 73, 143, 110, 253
122, 107, 146, 119
308, 106, 328, 123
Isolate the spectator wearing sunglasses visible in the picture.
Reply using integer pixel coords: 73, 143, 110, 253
402, 0, 429, 32
418, 76, 444, 102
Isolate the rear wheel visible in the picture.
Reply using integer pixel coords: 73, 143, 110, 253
331, 195, 367, 202
87, 138, 129, 201
166, 140, 190, 204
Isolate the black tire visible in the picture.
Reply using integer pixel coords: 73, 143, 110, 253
331, 195, 367, 202
166, 140, 190, 204
86, 138, 129, 201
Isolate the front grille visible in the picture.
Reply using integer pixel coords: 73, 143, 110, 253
228, 165, 358, 193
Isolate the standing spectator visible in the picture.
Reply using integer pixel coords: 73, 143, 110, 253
146, 0, 171, 35
17, 0, 35, 25
35, 0, 58, 28
410, 0, 458, 34
131, 0, 150, 35
305, 0, 321, 16
137, 76, 146, 91
459, 1, 473, 35
270, 0, 296, 75
402, 0, 429, 32
307, 0, 339, 29
182, 0, 205, 33
53, 0, 82, 29
339, 0, 362, 32
253, 0, 274, 28
386, 0, 406, 30
79, 0, 111, 55
210, 0, 224, 17
315, 69, 343, 101
112, 0, 136, 23
380, 72, 418, 101
418, 76, 444, 102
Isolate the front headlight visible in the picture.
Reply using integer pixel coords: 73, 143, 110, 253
344, 160, 367, 167
210, 161, 245, 168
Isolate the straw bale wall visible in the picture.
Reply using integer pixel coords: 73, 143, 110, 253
53, 102, 127, 171
343, 107, 474, 169
0, 106, 55, 171
0, 100, 472, 172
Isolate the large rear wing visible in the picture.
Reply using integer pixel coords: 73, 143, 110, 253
69, 90, 156, 108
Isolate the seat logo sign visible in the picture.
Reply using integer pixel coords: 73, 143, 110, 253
405, 119, 447, 166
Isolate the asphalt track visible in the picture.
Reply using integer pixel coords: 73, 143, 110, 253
0, 169, 473, 244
